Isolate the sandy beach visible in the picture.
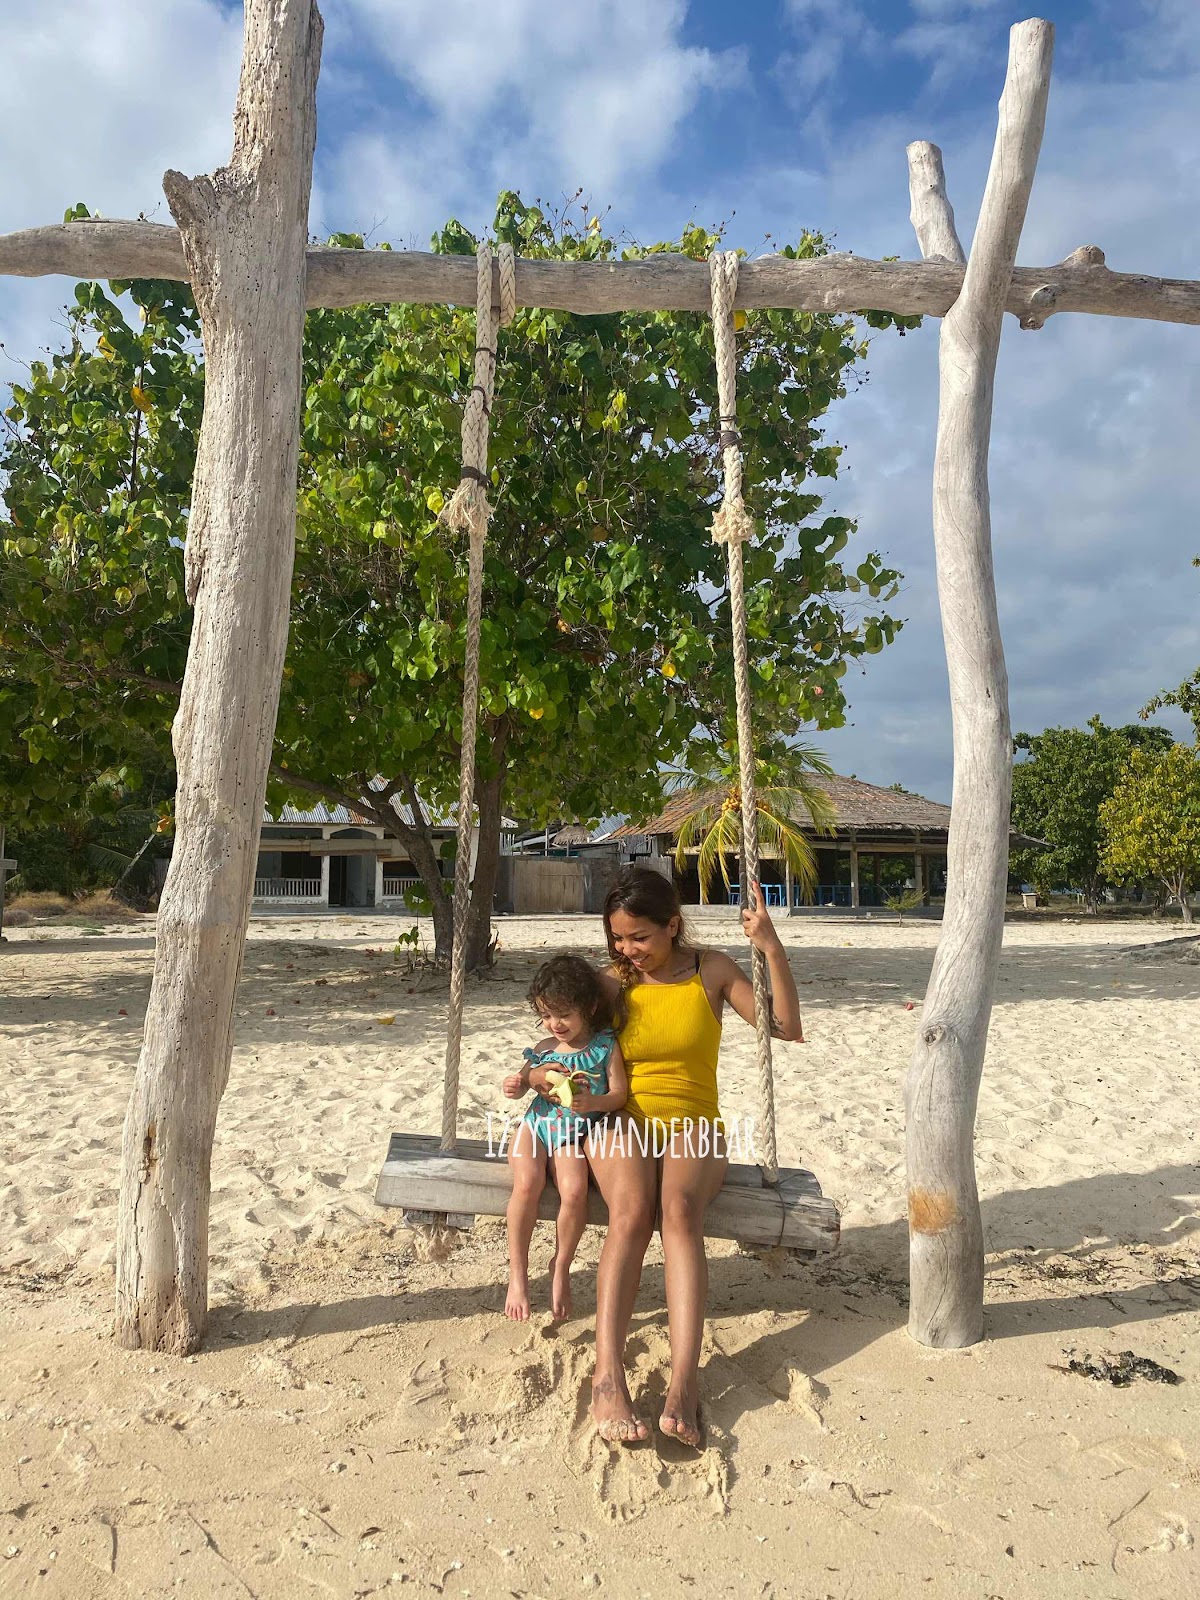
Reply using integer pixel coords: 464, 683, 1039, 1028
1, 911, 1197, 1597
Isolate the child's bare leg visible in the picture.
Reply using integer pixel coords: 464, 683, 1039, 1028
506, 1126, 546, 1321
547, 1144, 590, 1319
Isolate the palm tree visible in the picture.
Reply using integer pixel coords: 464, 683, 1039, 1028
665, 740, 837, 904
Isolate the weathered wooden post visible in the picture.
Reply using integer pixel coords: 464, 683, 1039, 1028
115, 0, 323, 1353
0, 823, 12, 940
903, 18, 1053, 1347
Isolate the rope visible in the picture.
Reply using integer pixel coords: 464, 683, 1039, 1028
708, 250, 778, 1184
437, 240, 516, 1154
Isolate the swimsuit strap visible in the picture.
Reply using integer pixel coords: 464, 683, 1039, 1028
522, 1029, 614, 1070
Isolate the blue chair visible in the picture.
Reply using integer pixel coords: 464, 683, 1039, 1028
727, 883, 741, 906
764, 883, 784, 907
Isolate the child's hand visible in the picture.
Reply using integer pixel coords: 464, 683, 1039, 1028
502, 1073, 526, 1100
568, 1082, 598, 1115
526, 1065, 555, 1097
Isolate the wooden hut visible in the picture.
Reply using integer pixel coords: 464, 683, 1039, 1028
605, 774, 957, 909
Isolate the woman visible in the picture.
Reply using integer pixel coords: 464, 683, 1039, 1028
586, 866, 803, 1445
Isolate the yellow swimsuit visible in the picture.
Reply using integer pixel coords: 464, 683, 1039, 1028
618, 961, 722, 1131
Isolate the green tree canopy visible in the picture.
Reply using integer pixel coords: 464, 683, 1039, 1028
1009, 716, 1175, 908
1100, 743, 1200, 924
1141, 557, 1200, 740
2, 195, 914, 957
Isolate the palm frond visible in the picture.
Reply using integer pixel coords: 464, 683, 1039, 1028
756, 805, 820, 896
83, 842, 134, 878
696, 806, 742, 898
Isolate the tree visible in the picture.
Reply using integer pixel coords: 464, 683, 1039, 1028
667, 738, 837, 901
2, 196, 914, 965
8, 774, 171, 901
1100, 744, 1200, 924
1141, 557, 1200, 741
1009, 717, 1174, 908
0, 261, 199, 826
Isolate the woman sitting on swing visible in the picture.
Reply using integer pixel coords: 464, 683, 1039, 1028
587, 866, 803, 1446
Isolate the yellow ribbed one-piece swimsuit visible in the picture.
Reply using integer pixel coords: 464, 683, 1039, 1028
618, 960, 723, 1130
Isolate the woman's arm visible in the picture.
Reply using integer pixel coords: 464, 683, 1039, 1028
720, 880, 804, 1042
574, 1039, 628, 1116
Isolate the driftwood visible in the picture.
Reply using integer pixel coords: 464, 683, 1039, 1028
907, 142, 966, 267
375, 1134, 839, 1253
1, 217, 1199, 327
903, 19, 1053, 1348
113, 0, 322, 1354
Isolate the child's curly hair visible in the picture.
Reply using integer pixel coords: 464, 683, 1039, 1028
527, 954, 612, 1030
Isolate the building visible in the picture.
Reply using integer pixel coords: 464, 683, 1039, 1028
253, 795, 517, 910
603, 774, 959, 909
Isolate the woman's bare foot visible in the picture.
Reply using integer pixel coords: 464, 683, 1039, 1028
548, 1252, 573, 1320
590, 1371, 648, 1445
659, 1378, 702, 1447
505, 1272, 531, 1321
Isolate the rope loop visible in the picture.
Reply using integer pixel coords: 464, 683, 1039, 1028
708, 251, 756, 549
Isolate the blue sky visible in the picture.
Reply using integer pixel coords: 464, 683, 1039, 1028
2, 0, 1197, 799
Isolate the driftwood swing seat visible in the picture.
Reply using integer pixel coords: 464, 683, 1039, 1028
375, 1132, 840, 1253
372, 245, 840, 1260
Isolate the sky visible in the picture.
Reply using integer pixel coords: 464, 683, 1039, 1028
1, 0, 1197, 801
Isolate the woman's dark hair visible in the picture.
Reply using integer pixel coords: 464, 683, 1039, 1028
602, 867, 692, 986
527, 954, 612, 1030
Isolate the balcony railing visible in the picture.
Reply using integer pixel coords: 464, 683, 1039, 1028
254, 877, 322, 900
381, 875, 420, 900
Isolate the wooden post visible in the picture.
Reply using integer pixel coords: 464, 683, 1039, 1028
903, 18, 1053, 1349
849, 830, 860, 909
114, 0, 323, 1354
913, 836, 927, 904
0, 824, 8, 940
784, 858, 793, 913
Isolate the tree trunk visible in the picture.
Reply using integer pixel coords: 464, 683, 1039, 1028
903, 21, 1053, 1349
1175, 877, 1194, 924
385, 773, 453, 959
114, 0, 322, 1354
466, 778, 503, 970
465, 722, 511, 970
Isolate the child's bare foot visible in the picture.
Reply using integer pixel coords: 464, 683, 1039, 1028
659, 1378, 702, 1447
505, 1273, 531, 1321
590, 1371, 648, 1445
548, 1252, 573, 1320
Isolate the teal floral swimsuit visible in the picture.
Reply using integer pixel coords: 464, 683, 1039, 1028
520, 1028, 616, 1156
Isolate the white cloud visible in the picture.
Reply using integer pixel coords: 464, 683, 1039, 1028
0, 0, 243, 363
805, 43, 1200, 797
326, 0, 743, 212
0, 0, 242, 231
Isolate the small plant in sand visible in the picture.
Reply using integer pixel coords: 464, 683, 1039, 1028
885, 886, 926, 923
393, 925, 437, 976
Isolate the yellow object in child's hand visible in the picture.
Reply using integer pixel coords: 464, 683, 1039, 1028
544, 1069, 575, 1110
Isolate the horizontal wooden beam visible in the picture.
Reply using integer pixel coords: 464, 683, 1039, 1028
1, 219, 1198, 327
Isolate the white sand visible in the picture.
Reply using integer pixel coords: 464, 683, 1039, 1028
1, 912, 1197, 1597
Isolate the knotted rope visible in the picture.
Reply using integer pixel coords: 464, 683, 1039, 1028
438, 240, 516, 1154
709, 250, 778, 1184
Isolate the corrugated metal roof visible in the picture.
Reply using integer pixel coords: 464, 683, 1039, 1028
264, 781, 516, 831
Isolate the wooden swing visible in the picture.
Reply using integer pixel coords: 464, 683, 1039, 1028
373, 245, 839, 1255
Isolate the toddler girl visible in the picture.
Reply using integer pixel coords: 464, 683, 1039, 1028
501, 954, 627, 1320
